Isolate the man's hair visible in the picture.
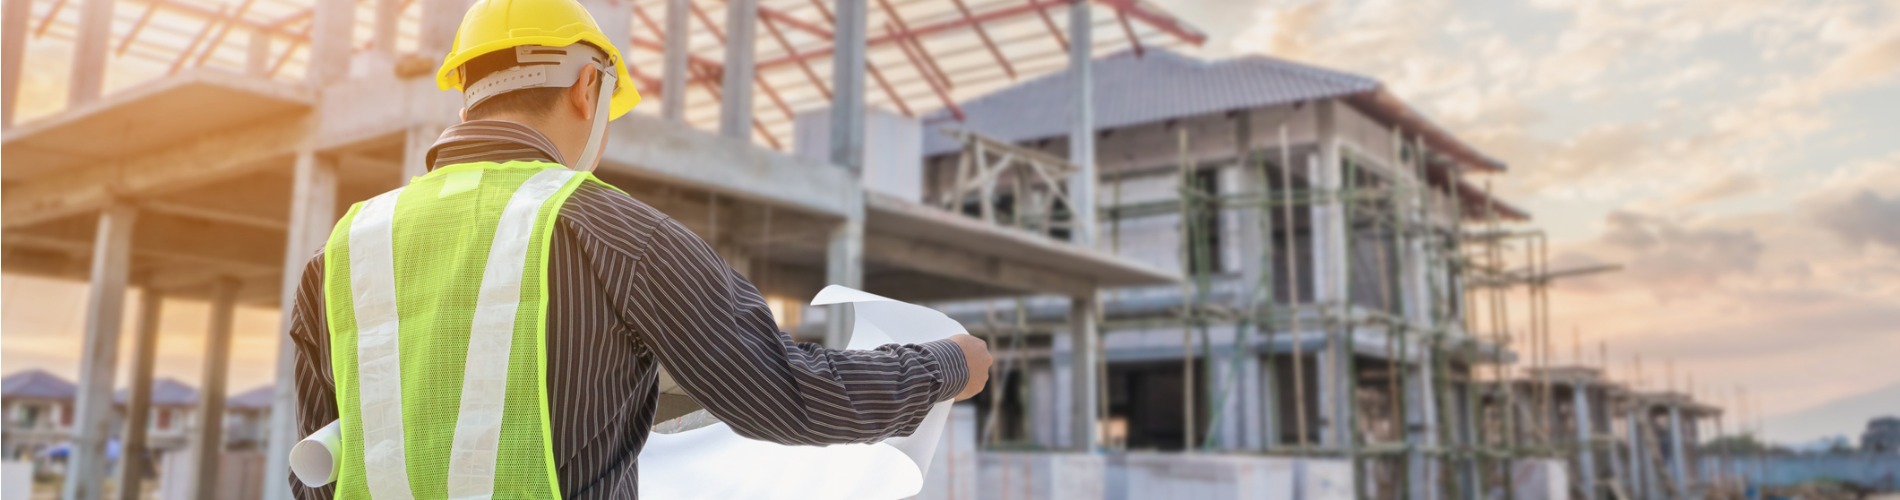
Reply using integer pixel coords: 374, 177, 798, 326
461, 44, 605, 120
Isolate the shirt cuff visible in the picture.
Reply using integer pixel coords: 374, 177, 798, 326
918, 338, 969, 403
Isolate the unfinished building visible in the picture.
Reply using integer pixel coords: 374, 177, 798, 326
0, 0, 1731, 498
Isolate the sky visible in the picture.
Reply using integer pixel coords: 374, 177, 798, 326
1159, 0, 1900, 443
5, 0, 1900, 445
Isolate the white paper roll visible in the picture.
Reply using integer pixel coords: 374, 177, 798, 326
290, 420, 341, 487
639, 285, 968, 499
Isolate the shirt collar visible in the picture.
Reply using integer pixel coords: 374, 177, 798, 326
425, 120, 567, 171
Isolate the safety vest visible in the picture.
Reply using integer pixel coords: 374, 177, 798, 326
323, 161, 598, 499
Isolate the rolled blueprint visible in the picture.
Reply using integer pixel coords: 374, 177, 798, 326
290, 420, 341, 487
639, 285, 965, 499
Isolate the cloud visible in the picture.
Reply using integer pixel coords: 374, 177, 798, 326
1670, 173, 1762, 207
1812, 190, 1900, 250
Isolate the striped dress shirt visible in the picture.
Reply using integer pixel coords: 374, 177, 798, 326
288, 120, 968, 499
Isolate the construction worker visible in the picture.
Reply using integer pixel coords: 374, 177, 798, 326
285, 0, 992, 497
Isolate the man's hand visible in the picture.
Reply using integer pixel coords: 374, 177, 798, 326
947, 334, 993, 401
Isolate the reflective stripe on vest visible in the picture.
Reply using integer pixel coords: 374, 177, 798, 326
328, 162, 587, 499
345, 188, 416, 500
445, 168, 575, 499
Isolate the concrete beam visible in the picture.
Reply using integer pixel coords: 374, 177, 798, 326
115, 288, 163, 500
862, 233, 1095, 298
604, 114, 859, 218
720, 0, 759, 140
3, 115, 309, 229
67, 0, 114, 107
1065, 0, 1096, 247
2, 0, 30, 128
189, 277, 240, 499
63, 204, 136, 500
661, 0, 690, 122
829, 0, 866, 174
263, 150, 338, 500
1669, 404, 1689, 498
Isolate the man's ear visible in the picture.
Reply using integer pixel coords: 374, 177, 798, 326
459, 106, 468, 121
569, 67, 600, 120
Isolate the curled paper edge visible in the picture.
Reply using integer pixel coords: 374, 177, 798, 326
290, 420, 341, 487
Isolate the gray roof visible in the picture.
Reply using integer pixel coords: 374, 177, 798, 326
922, 48, 1381, 156
115, 378, 198, 406
2, 369, 77, 400
227, 385, 274, 409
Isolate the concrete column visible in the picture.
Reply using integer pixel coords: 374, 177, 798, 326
115, 289, 164, 500
1068, 294, 1100, 451
1628, 407, 1650, 500
1460, 382, 1483, 500
1065, 0, 1096, 247
661, 0, 691, 122
247, 29, 272, 75
577, 0, 632, 61
1607, 404, 1629, 500
307, 0, 357, 86
1239, 352, 1264, 451
1669, 404, 1689, 498
1309, 101, 1351, 448
418, 0, 468, 56
190, 277, 241, 499
403, 124, 444, 181
67, 0, 114, 107
263, 151, 338, 500
823, 217, 863, 348
63, 204, 136, 500
719, 0, 759, 140
374, 0, 402, 55
1575, 383, 1599, 500
830, 0, 867, 174
2, 0, 29, 127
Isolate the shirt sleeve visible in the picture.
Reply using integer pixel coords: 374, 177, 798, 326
288, 252, 338, 500
596, 217, 968, 446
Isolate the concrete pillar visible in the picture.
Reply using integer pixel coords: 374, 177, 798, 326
1309, 101, 1351, 448
830, 0, 866, 175
1606, 405, 1629, 500
374, 0, 402, 55
661, 0, 691, 122
719, 0, 758, 140
823, 217, 863, 348
115, 289, 163, 500
1628, 406, 1650, 500
577, 0, 632, 65
1669, 403, 1689, 498
189, 277, 240, 499
1460, 382, 1483, 500
403, 124, 444, 181
2, 0, 29, 127
67, 0, 114, 107
307, 0, 357, 86
418, 0, 468, 56
263, 151, 338, 500
1240, 352, 1265, 451
1065, 0, 1096, 247
247, 29, 272, 76
1068, 294, 1100, 451
63, 204, 136, 500
1575, 383, 1599, 500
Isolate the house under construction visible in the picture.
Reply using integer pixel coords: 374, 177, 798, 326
0, 0, 1727, 499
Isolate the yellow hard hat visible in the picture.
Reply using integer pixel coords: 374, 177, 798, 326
436, 0, 641, 119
